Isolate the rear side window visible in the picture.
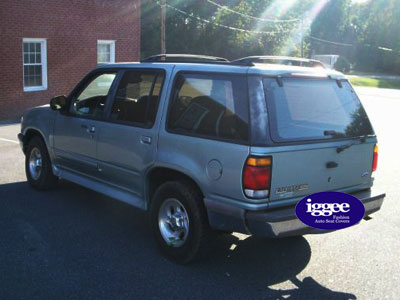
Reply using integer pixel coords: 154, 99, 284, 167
168, 73, 249, 142
263, 78, 374, 142
110, 70, 164, 126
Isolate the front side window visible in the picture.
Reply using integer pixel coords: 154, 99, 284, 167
110, 70, 165, 126
168, 73, 249, 142
97, 40, 115, 63
23, 38, 47, 91
263, 78, 374, 142
70, 72, 117, 118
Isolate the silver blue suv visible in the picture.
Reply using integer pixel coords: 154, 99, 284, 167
18, 55, 385, 263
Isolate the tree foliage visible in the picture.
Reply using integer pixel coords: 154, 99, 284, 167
142, 0, 400, 74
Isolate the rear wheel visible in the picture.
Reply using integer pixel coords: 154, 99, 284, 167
25, 136, 57, 190
150, 181, 211, 264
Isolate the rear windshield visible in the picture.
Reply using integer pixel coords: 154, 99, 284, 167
263, 78, 374, 142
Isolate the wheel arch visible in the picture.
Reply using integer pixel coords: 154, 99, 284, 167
146, 166, 205, 208
22, 128, 48, 153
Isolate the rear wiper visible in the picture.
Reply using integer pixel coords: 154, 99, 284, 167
336, 143, 355, 153
336, 136, 367, 153
324, 131, 369, 153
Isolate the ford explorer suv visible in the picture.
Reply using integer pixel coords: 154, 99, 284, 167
18, 54, 385, 263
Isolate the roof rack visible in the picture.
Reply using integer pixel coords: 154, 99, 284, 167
232, 56, 325, 68
139, 54, 325, 68
141, 54, 229, 63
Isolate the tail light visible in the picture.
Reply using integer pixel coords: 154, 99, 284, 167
242, 156, 272, 199
372, 144, 378, 172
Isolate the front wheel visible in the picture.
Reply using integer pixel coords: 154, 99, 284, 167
150, 181, 211, 264
25, 136, 57, 190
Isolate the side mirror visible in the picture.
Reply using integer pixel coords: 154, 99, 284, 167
50, 95, 67, 111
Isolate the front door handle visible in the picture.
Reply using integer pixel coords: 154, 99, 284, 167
140, 135, 152, 144
88, 126, 96, 134
81, 124, 95, 133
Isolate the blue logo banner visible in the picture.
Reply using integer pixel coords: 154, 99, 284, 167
295, 192, 365, 230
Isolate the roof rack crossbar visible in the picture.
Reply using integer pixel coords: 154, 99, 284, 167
141, 54, 229, 63
232, 56, 325, 68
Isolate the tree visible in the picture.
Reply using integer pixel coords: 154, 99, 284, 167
141, 0, 400, 74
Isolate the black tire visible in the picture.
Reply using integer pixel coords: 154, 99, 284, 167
25, 136, 57, 190
215, 230, 233, 235
150, 180, 211, 264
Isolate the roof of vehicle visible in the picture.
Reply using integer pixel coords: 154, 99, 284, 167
96, 59, 346, 80
232, 55, 324, 64
247, 63, 345, 79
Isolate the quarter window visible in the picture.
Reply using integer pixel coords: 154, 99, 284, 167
97, 40, 115, 63
110, 70, 165, 126
23, 38, 47, 91
168, 73, 249, 142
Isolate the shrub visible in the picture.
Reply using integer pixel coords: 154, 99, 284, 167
334, 56, 351, 73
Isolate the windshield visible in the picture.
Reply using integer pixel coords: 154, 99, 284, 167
263, 78, 374, 143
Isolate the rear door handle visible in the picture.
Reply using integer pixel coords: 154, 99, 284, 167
326, 161, 338, 169
140, 136, 152, 144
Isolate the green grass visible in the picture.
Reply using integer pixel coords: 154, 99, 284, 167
349, 76, 400, 89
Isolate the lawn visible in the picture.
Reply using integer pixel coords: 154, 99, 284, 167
348, 76, 400, 89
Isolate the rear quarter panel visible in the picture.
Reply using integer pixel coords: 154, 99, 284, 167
155, 64, 255, 209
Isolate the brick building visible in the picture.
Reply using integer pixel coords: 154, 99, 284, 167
0, 0, 141, 119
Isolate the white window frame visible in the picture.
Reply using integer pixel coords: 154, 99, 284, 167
97, 40, 115, 63
23, 38, 48, 92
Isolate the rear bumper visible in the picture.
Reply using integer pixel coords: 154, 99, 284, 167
205, 189, 385, 238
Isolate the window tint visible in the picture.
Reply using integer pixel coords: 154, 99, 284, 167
263, 78, 374, 142
168, 73, 249, 142
110, 70, 164, 126
71, 72, 116, 118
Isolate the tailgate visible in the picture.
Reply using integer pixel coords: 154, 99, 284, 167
264, 141, 375, 201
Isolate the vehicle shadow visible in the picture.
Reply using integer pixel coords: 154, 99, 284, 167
0, 180, 356, 300
264, 276, 356, 299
